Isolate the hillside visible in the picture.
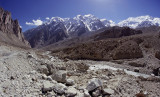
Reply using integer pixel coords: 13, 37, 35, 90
0, 7, 30, 48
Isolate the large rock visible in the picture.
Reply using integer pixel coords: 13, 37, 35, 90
66, 79, 75, 86
51, 70, 67, 83
42, 81, 55, 93
38, 65, 49, 75
86, 78, 103, 92
53, 83, 67, 95
65, 87, 77, 97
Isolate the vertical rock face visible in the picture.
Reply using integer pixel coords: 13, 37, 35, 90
0, 7, 30, 47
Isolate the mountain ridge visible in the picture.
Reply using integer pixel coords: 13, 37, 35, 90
24, 14, 160, 48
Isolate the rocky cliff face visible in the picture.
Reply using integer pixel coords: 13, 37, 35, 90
0, 7, 30, 47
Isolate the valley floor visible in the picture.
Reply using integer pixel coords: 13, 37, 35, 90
0, 45, 160, 97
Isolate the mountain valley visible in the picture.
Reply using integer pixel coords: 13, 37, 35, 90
0, 7, 160, 97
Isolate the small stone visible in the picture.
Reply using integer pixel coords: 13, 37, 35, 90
153, 67, 160, 76
47, 76, 53, 81
134, 68, 140, 72
42, 74, 48, 80
77, 63, 89, 72
29, 70, 37, 74
66, 79, 75, 86
102, 88, 114, 95
86, 78, 103, 92
65, 87, 77, 97
10, 76, 15, 80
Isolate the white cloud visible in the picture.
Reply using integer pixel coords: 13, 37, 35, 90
20, 26, 22, 28
26, 19, 43, 26
46, 17, 50, 20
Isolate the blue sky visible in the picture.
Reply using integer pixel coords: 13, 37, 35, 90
0, 0, 160, 31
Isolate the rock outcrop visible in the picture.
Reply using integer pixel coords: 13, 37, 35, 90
0, 7, 30, 47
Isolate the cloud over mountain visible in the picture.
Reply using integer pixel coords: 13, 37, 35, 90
26, 19, 43, 26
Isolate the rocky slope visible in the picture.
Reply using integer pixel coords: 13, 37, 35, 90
0, 7, 30, 47
0, 43, 160, 97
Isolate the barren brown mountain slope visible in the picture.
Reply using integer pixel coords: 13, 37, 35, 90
48, 29, 160, 75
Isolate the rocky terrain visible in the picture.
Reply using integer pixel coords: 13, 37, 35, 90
0, 7, 160, 97
0, 42, 160, 97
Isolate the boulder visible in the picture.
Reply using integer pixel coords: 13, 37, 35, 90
86, 78, 103, 92
42, 81, 55, 93
65, 87, 77, 97
53, 83, 67, 95
46, 64, 56, 75
66, 79, 75, 86
38, 65, 49, 75
51, 70, 67, 83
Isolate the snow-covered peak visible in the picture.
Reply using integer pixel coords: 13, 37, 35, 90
83, 14, 95, 18
50, 17, 64, 22
100, 19, 116, 27
118, 15, 160, 28
44, 17, 64, 25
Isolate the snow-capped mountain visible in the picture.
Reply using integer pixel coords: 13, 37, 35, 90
44, 14, 114, 33
24, 14, 160, 48
24, 14, 114, 47
118, 15, 160, 28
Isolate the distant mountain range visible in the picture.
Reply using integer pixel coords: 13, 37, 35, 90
24, 14, 160, 48
118, 15, 160, 28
